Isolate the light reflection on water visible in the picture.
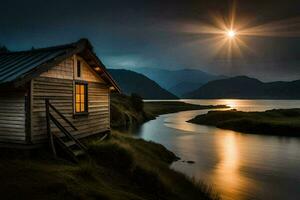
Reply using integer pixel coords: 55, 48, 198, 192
135, 99, 300, 200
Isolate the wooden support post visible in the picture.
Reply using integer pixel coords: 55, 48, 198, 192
46, 99, 56, 158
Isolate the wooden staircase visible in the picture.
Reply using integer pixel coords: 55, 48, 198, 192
45, 99, 87, 162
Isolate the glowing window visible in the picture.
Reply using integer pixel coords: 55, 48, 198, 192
75, 83, 88, 113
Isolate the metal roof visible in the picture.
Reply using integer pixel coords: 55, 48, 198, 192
0, 39, 121, 92
0, 47, 73, 84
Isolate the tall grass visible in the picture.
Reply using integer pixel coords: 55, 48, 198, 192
85, 132, 220, 200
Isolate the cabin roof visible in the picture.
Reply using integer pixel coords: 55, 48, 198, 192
0, 39, 120, 92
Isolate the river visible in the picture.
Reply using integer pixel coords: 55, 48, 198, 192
135, 99, 300, 200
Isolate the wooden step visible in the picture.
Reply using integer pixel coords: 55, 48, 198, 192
72, 149, 85, 157
46, 100, 88, 163
64, 140, 76, 147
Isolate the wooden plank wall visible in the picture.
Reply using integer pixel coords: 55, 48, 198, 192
0, 92, 26, 143
40, 57, 73, 80
31, 55, 110, 143
75, 56, 106, 83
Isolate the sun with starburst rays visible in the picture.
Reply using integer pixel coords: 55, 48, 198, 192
227, 30, 236, 39
180, 1, 300, 61
205, 1, 252, 60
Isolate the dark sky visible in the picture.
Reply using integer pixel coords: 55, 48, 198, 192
0, 0, 300, 81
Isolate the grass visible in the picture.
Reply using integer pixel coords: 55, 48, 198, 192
110, 94, 150, 129
188, 108, 300, 136
144, 101, 228, 117
0, 94, 225, 199
0, 132, 220, 200
87, 132, 220, 200
111, 93, 227, 130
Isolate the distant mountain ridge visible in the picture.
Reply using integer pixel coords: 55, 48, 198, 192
108, 69, 178, 99
169, 82, 202, 97
184, 76, 300, 99
131, 67, 226, 96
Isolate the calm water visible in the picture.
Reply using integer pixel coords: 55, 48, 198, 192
135, 99, 300, 200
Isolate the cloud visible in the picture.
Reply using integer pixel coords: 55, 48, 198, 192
103, 54, 154, 69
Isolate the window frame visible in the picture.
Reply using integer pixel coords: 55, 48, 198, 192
74, 81, 89, 116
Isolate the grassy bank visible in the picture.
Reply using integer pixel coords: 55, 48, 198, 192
111, 93, 227, 130
188, 109, 300, 136
110, 93, 150, 129
107, 94, 224, 199
0, 132, 219, 200
144, 101, 228, 117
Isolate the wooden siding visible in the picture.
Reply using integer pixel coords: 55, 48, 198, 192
40, 57, 74, 80
31, 77, 110, 143
41, 55, 105, 83
0, 92, 26, 143
75, 56, 105, 83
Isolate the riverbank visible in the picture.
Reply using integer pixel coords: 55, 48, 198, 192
144, 101, 228, 117
0, 132, 219, 200
111, 93, 228, 130
108, 94, 226, 199
188, 109, 300, 136
110, 93, 149, 129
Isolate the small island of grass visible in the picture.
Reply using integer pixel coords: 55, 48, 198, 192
188, 109, 300, 136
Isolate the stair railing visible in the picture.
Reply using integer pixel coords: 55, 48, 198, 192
45, 99, 86, 158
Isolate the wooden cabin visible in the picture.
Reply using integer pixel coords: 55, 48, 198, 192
0, 39, 120, 147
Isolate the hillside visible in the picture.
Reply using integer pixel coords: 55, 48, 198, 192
185, 76, 300, 99
108, 69, 178, 99
131, 68, 225, 94
169, 81, 203, 96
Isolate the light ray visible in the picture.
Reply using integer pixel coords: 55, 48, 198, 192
229, 0, 237, 30
239, 17, 300, 38
176, 1, 300, 61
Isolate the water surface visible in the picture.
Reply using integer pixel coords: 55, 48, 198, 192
135, 99, 300, 200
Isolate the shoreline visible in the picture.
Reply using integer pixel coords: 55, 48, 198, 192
110, 95, 227, 199
144, 101, 228, 118
188, 109, 300, 137
111, 94, 229, 130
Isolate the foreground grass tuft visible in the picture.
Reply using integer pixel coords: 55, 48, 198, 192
88, 140, 135, 171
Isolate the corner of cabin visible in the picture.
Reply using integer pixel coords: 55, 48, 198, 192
30, 54, 111, 144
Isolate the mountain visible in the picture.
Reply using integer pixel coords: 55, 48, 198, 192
131, 68, 225, 94
184, 76, 300, 99
108, 69, 178, 99
168, 81, 203, 97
